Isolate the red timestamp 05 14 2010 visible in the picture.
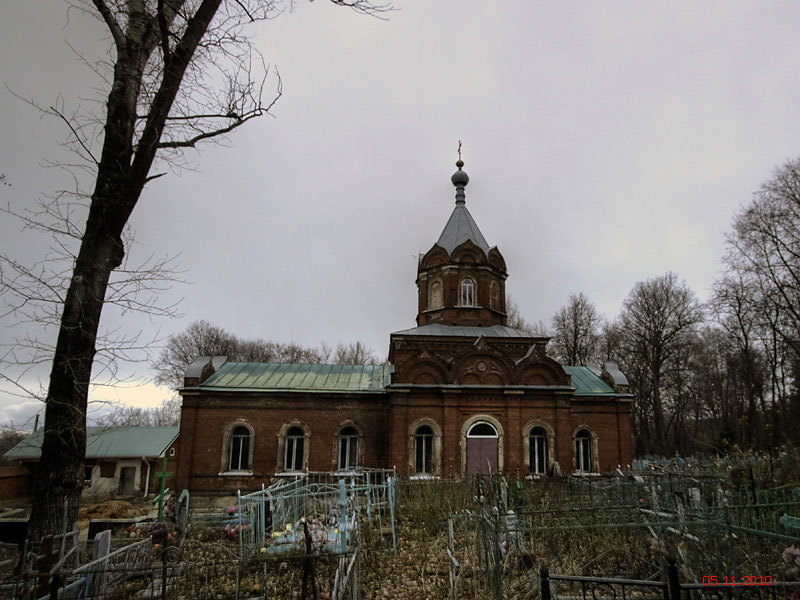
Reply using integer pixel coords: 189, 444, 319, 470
702, 575, 772, 586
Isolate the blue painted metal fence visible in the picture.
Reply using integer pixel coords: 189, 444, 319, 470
237, 469, 396, 557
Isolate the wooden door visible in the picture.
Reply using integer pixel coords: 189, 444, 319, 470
466, 437, 498, 474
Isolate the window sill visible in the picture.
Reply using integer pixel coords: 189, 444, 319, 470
218, 470, 253, 477
275, 471, 306, 477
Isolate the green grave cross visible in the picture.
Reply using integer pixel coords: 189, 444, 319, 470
152, 457, 172, 521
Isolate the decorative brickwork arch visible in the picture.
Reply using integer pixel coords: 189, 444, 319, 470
454, 344, 513, 385
487, 247, 507, 272
451, 239, 488, 264
407, 418, 442, 477
420, 244, 449, 269
400, 352, 450, 384
277, 421, 309, 473
220, 420, 254, 474
522, 421, 555, 475
460, 414, 504, 475
515, 349, 570, 386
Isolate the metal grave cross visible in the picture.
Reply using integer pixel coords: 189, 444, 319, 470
152, 457, 172, 521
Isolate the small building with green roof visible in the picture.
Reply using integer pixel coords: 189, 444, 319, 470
4, 426, 179, 500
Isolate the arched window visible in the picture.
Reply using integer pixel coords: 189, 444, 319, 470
229, 426, 251, 471
529, 427, 548, 474
414, 425, 434, 474
489, 281, 499, 310
284, 426, 305, 472
429, 280, 443, 310
575, 429, 593, 473
461, 278, 475, 306
338, 426, 359, 470
468, 422, 497, 437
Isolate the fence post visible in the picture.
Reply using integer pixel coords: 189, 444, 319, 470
666, 556, 680, 600
540, 564, 551, 600
338, 479, 348, 554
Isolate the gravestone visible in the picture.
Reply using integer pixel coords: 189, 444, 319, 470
90, 529, 111, 597
88, 518, 144, 540
176, 489, 190, 546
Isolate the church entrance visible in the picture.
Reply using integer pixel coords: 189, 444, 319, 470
466, 422, 499, 475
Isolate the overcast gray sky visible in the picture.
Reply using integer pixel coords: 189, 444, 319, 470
2, 1, 800, 427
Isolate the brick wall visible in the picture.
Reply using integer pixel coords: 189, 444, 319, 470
175, 391, 389, 495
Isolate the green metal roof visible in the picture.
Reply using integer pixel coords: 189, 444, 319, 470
199, 363, 392, 393
563, 366, 616, 396
3, 426, 179, 461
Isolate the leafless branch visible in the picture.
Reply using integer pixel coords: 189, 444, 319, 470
90, 0, 125, 48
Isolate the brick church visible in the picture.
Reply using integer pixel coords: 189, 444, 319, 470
173, 160, 633, 494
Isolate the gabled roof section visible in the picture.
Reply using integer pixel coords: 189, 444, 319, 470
436, 203, 490, 255
199, 363, 392, 393
563, 366, 617, 396
4, 426, 179, 461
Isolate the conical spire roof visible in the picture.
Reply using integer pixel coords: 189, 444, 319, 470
435, 159, 490, 255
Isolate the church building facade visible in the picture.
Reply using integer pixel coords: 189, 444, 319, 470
173, 160, 633, 495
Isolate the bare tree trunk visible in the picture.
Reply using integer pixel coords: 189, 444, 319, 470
28, 0, 223, 539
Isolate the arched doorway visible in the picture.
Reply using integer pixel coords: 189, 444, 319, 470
466, 421, 499, 475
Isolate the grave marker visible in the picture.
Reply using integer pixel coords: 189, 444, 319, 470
152, 458, 172, 521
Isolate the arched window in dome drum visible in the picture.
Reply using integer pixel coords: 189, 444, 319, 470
490, 281, 499, 310
429, 279, 443, 310
461, 278, 475, 306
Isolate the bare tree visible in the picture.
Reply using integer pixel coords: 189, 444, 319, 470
153, 320, 381, 390
331, 340, 378, 365
153, 320, 327, 389
92, 397, 180, 427
550, 292, 602, 365
597, 319, 624, 362
619, 272, 703, 455
719, 158, 800, 445
3, 0, 389, 540
506, 296, 549, 336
